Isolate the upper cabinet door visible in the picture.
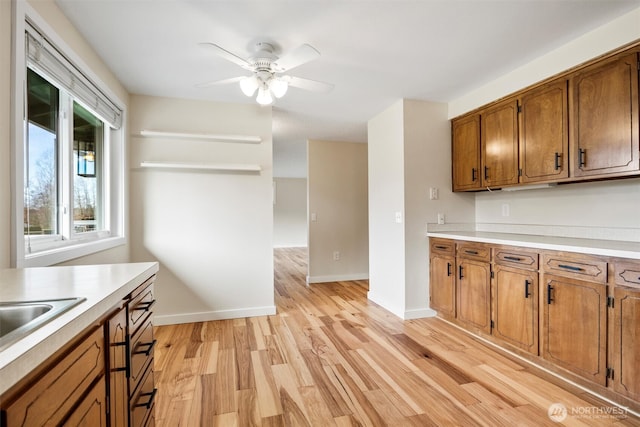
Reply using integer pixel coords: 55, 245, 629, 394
452, 114, 481, 191
481, 99, 519, 188
570, 51, 639, 178
519, 79, 569, 183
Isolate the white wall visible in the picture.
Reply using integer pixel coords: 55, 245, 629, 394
368, 101, 407, 317
129, 95, 274, 324
368, 100, 475, 319
449, 6, 640, 240
308, 140, 369, 283
1, 0, 11, 268
273, 178, 307, 248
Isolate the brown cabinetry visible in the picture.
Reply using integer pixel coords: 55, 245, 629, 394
456, 242, 492, 334
492, 247, 539, 354
519, 79, 569, 183
481, 99, 520, 188
570, 51, 639, 179
429, 239, 456, 318
452, 114, 481, 191
611, 260, 640, 401
541, 252, 608, 385
108, 306, 129, 427
2, 326, 106, 426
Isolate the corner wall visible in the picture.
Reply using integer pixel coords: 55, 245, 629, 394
129, 95, 274, 324
307, 140, 369, 283
1, 0, 11, 268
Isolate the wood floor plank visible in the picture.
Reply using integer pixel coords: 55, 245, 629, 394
154, 247, 639, 426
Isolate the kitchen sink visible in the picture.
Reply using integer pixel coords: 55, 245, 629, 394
0, 297, 86, 351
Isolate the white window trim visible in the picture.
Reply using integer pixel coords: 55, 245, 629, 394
11, 1, 127, 267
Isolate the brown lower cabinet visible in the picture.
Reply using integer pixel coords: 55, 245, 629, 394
429, 237, 640, 410
0, 274, 156, 427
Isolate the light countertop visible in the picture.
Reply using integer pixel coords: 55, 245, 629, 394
0, 262, 159, 396
427, 231, 640, 260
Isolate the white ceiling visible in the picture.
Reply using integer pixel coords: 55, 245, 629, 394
56, 0, 640, 178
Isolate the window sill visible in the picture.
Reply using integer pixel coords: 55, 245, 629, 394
23, 236, 126, 267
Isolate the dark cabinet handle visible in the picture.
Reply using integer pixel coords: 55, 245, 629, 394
133, 300, 156, 312
554, 152, 561, 170
504, 256, 523, 262
525, 280, 532, 299
447, 262, 452, 277
435, 245, 448, 250
547, 284, 554, 304
464, 250, 479, 255
558, 264, 584, 272
459, 265, 464, 280
578, 149, 586, 167
110, 339, 130, 375
484, 166, 489, 180
134, 339, 157, 357
135, 388, 157, 409
471, 168, 477, 182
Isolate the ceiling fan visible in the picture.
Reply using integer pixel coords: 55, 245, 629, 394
197, 41, 334, 105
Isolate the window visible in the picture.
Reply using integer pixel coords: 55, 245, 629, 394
13, 15, 126, 267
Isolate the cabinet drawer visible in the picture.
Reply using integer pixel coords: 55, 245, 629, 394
128, 280, 155, 336
494, 247, 539, 270
130, 315, 155, 394
3, 326, 105, 426
430, 238, 455, 256
131, 366, 156, 427
457, 242, 491, 262
542, 252, 607, 284
613, 260, 640, 290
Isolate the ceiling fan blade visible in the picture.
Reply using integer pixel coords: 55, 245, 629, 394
195, 76, 245, 88
199, 43, 253, 70
272, 44, 320, 72
286, 76, 334, 93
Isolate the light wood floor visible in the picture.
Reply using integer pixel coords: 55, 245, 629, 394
154, 247, 640, 426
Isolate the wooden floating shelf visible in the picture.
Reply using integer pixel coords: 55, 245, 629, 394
139, 161, 262, 173
139, 130, 262, 144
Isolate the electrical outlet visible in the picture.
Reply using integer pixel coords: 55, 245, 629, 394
429, 187, 439, 200
437, 213, 445, 225
333, 251, 340, 261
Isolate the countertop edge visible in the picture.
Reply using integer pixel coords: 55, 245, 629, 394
427, 231, 640, 260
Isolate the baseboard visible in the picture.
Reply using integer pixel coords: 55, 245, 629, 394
307, 273, 369, 284
404, 307, 437, 320
154, 305, 277, 326
366, 291, 404, 319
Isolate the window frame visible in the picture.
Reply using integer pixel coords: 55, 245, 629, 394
11, 1, 127, 267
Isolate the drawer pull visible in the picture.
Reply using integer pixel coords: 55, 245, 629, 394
447, 262, 452, 277
578, 148, 586, 167
547, 284, 554, 305
484, 166, 489, 180
464, 250, 479, 255
504, 256, 523, 262
135, 388, 157, 409
524, 280, 532, 299
435, 245, 448, 250
557, 264, 584, 272
134, 339, 157, 357
471, 168, 477, 182
554, 152, 561, 170
133, 300, 156, 312
459, 265, 464, 280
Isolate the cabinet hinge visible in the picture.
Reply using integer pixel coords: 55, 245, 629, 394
517, 104, 522, 113
607, 296, 615, 308
607, 367, 615, 380
490, 320, 495, 329
490, 270, 494, 279
518, 168, 522, 177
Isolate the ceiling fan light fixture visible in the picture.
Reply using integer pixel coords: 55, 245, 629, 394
269, 78, 288, 98
239, 75, 258, 97
256, 86, 273, 105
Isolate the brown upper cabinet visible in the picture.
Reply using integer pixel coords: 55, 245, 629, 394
452, 114, 481, 191
519, 79, 569, 183
570, 51, 639, 179
451, 44, 640, 192
481, 99, 519, 188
